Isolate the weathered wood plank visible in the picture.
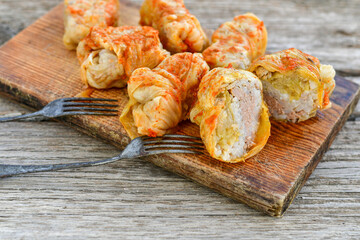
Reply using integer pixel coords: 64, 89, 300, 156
0, 100, 359, 238
0, 0, 360, 238
0, 1, 358, 217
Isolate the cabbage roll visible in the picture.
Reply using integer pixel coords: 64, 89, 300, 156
249, 48, 336, 122
140, 0, 209, 53
63, 0, 120, 50
120, 53, 209, 138
190, 68, 270, 163
202, 13, 267, 70
77, 26, 170, 89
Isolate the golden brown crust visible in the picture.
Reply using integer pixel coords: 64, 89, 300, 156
202, 13, 267, 70
120, 53, 209, 138
139, 0, 209, 53
77, 26, 170, 89
63, 0, 120, 50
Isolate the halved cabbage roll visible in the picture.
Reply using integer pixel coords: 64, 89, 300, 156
202, 13, 267, 70
190, 68, 270, 163
140, 0, 209, 53
77, 26, 170, 89
249, 48, 336, 122
63, 0, 120, 50
120, 53, 209, 138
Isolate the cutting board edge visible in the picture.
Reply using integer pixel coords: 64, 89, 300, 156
0, 79, 45, 110
149, 78, 360, 217
279, 82, 360, 216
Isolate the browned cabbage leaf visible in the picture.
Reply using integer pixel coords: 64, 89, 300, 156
190, 68, 270, 163
77, 26, 170, 89
63, 0, 120, 50
202, 13, 267, 70
249, 48, 336, 122
120, 53, 209, 138
140, 0, 209, 53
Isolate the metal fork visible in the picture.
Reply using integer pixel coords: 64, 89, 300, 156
0, 97, 118, 122
0, 135, 204, 178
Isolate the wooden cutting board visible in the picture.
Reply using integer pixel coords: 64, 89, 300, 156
0, 1, 359, 217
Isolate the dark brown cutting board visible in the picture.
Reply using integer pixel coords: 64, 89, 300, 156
0, 1, 359, 217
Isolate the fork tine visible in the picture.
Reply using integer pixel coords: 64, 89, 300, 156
63, 102, 118, 107
141, 134, 202, 141
63, 97, 118, 102
143, 140, 204, 146
61, 112, 118, 116
63, 107, 118, 112
144, 144, 204, 150
145, 149, 203, 155
163, 134, 202, 140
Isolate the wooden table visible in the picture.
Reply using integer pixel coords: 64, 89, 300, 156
1, 0, 359, 238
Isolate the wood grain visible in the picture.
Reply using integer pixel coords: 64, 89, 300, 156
0, 1, 359, 217
1, 0, 360, 238
1, 95, 360, 239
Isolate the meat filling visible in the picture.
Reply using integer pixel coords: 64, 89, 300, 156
229, 85, 260, 150
213, 79, 262, 161
257, 67, 319, 122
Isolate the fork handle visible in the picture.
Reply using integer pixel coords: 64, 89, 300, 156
0, 154, 123, 178
0, 111, 43, 122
